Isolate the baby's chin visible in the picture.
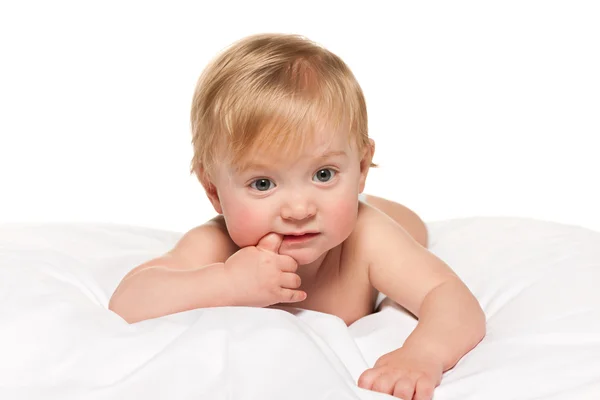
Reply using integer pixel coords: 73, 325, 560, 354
278, 247, 326, 266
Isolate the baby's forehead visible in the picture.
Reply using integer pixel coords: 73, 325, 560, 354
239, 131, 352, 166
233, 149, 336, 174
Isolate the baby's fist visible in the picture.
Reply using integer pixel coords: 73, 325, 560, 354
358, 348, 442, 400
225, 233, 306, 307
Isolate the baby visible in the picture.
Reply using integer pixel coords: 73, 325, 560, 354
109, 33, 486, 400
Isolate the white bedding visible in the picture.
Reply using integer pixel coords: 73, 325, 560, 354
1, 217, 599, 399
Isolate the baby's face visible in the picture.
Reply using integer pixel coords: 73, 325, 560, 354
209, 129, 369, 265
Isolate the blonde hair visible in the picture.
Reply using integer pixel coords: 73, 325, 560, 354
190, 33, 375, 179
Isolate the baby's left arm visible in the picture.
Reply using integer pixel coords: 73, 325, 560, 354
356, 208, 486, 400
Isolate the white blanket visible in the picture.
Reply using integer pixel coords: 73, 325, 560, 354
1, 217, 599, 399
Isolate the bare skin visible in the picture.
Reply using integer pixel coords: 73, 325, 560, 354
109, 194, 427, 326
268, 195, 428, 325
117, 31, 488, 399
108, 128, 485, 400
109, 194, 484, 400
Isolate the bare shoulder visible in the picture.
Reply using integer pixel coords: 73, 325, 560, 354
361, 194, 428, 248
348, 201, 431, 278
345, 201, 416, 265
121, 215, 238, 281
167, 215, 239, 268
357, 198, 415, 234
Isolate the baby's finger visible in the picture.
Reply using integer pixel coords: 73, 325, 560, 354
413, 377, 435, 400
277, 288, 306, 303
256, 233, 284, 253
372, 373, 398, 395
357, 367, 383, 391
392, 378, 416, 400
277, 255, 298, 272
280, 272, 302, 289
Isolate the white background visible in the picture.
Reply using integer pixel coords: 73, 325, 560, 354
1, 1, 598, 233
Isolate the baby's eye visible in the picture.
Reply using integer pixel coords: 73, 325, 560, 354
250, 178, 275, 191
313, 168, 336, 183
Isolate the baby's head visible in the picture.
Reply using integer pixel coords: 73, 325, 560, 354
190, 33, 375, 264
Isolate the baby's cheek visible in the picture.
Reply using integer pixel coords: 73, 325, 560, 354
225, 204, 267, 247
328, 199, 358, 239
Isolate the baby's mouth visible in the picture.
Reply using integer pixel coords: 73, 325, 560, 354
282, 232, 320, 243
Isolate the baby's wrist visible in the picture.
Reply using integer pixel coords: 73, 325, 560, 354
216, 262, 243, 306
222, 261, 264, 307
400, 339, 448, 372
191, 261, 240, 308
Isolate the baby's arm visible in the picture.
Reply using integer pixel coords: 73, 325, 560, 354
108, 217, 239, 323
109, 217, 305, 323
356, 207, 486, 399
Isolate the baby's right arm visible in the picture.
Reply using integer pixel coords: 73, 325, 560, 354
108, 217, 239, 323
108, 217, 305, 323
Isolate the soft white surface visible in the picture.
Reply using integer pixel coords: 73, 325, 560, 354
1, 217, 600, 399
1, 1, 600, 232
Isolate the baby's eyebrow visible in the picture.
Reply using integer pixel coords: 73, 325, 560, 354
317, 150, 347, 159
237, 150, 347, 174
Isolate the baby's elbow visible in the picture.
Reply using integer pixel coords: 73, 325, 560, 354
108, 290, 140, 324
479, 308, 487, 336
472, 303, 487, 344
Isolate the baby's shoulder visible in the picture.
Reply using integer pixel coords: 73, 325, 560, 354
345, 200, 418, 262
169, 215, 239, 268
353, 200, 395, 235
342, 202, 392, 260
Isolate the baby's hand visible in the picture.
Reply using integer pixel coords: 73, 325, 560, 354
358, 347, 443, 400
224, 233, 306, 308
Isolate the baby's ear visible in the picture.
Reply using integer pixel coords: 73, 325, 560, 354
196, 165, 223, 214
362, 138, 375, 169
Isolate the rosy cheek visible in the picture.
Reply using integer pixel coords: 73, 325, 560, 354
224, 202, 265, 247
328, 199, 358, 239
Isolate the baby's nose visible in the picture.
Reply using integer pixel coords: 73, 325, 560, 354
281, 200, 316, 221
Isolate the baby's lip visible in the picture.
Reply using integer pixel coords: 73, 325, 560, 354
282, 232, 320, 243
283, 231, 319, 236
